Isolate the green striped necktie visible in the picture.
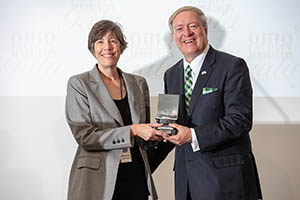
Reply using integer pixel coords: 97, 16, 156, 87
184, 65, 193, 112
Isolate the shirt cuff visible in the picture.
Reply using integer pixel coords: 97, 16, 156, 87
190, 128, 200, 152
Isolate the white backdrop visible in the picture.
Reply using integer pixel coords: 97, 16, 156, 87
1, 0, 300, 199
1, 0, 300, 97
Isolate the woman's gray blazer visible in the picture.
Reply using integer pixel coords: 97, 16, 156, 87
65, 65, 158, 200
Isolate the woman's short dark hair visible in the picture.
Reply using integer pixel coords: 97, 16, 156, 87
88, 20, 128, 56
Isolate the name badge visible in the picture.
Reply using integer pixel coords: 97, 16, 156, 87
120, 148, 132, 163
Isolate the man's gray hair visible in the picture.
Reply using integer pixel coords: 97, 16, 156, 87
168, 6, 207, 32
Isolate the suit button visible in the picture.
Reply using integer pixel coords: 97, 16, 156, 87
112, 140, 116, 144
117, 139, 120, 143
121, 138, 125, 143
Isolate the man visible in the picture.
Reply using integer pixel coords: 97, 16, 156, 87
164, 6, 263, 200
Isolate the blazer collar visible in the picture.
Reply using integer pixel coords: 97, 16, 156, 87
88, 65, 140, 125
122, 73, 141, 124
188, 45, 216, 115
89, 65, 123, 125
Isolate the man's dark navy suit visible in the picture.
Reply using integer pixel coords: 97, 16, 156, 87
164, 46, 262, 200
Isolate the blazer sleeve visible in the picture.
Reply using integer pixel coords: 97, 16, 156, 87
65, 76, 132, 151
195, 58, 253, 152
142, 77, 150, 124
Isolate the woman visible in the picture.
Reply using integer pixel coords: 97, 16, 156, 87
65, 20, 173, 200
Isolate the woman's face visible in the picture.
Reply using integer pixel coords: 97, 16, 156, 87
94, 31, 121, 69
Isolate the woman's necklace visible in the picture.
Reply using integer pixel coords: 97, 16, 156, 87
100, 70, 123, 99
119, 72, 123, 99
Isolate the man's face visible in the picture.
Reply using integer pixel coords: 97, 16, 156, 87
94, 31, 121, 69
172, 11, 208, 63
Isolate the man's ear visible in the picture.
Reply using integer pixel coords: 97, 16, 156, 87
204, 25, 208, 36
171, 31, 176, 41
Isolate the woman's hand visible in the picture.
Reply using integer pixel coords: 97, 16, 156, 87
130, 123, 168, 141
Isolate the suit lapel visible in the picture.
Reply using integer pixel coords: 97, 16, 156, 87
88, 65, 124, 126
173, 60, 187, 124
177, 60, 185, 95
122, 73, 141, 124
189, 46, 216, 115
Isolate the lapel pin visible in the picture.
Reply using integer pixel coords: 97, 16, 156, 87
201, 71, 207, 75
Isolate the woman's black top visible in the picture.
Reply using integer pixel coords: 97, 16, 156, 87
113, 94, 147, 182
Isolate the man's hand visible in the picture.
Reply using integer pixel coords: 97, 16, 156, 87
165, 123, 192, 145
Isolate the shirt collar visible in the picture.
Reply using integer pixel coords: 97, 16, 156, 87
183, 44, 210, 75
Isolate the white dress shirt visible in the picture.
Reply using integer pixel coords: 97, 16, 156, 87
183, 44, 209, 152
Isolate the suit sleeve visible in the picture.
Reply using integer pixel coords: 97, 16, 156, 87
195, 58, 253, 152
65, 76, 132, 151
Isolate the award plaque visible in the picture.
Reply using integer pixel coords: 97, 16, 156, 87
155, 94, 179, 135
